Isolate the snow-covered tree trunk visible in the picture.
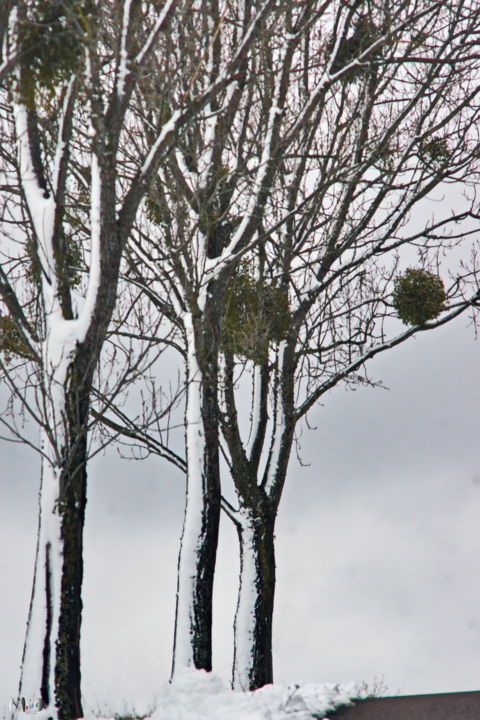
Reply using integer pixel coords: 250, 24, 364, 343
223, 343, 295, 691
20, 436, 88, 720
232, 501, 276, 691
171, 313, 220, 678
20, 446, 63, 714
18, 327, 93, 720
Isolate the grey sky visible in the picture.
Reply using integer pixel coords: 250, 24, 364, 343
1, 312, 479, 716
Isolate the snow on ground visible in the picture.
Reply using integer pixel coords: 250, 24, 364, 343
91, 670, 368, 720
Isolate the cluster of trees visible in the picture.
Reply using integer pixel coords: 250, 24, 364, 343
1, 1, 480, 718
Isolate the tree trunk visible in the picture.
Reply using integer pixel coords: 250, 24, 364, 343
19, 449, 62, 716
223, 342, 294, 691
232, 503, 276, 691
18, 356, 91, 720
18, 443, 86, 719
171, 314, 220, 678
54, 387, 89, 720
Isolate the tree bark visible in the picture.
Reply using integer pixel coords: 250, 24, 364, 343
19, 444, 87, 720
171, 313, 220, 677
18, 351, 93, 720
232, 501, 276, 691
54, 374, 90, 720
19, 455, 62, 715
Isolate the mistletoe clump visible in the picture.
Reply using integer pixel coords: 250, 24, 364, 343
16, 0, 88, 105
392, 268, 446, 326
25, 235, 83, 289
329, 16, 382, 81
419, 136, 451, 168
0, 316, 33, 363
222, 269, 290, 364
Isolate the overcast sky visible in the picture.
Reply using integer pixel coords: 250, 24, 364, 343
1, 306, 479, 717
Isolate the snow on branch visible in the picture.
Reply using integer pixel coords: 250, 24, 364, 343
134, 0, 177, 66
117, 0, 134, 100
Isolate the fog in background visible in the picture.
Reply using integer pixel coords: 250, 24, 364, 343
1, 314, 479, 716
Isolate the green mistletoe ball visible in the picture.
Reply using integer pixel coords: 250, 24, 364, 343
222, 270, 290, 363
16, 0, 88, 105
392, 268, 446, 326
0, 316, 32, 362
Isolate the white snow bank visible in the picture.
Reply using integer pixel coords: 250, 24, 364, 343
93, 670, 368, 720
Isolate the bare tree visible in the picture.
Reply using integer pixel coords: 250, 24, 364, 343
126, 0, 296, 679
130, 0, 480, 691
0, 1, 245, 716
218, 0, 480, 690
